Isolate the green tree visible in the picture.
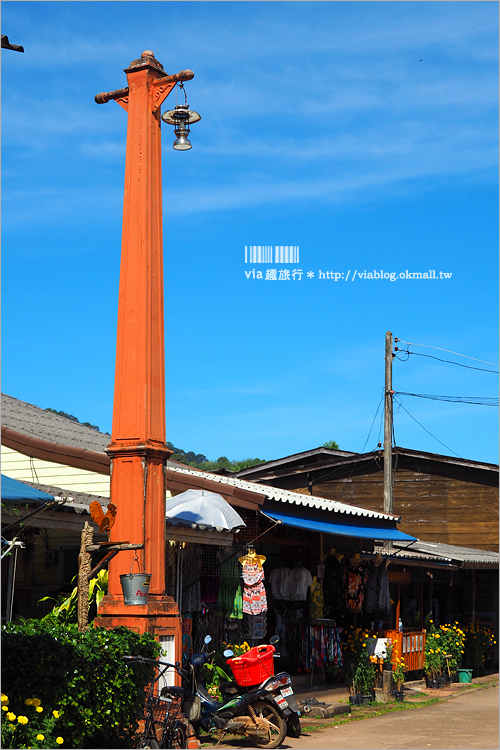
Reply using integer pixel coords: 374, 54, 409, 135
323, 440, 339, 449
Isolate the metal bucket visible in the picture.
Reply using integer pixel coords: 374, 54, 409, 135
120, 555, 151, 605
457, 669, 473, 683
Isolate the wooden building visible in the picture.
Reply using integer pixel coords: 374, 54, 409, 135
234, 447, 499, 552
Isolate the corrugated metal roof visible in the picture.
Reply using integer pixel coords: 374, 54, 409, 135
167, 462, 399, 521
394, 540, 499, 567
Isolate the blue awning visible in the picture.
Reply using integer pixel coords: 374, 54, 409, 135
264, 511, 418, 542
1, 475, 55, 504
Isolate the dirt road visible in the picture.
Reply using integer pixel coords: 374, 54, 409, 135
282, 685, 499, 750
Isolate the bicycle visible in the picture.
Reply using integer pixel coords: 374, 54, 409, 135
123, 655, 188, 749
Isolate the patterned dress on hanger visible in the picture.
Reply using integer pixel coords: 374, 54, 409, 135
242, 560, 268, 615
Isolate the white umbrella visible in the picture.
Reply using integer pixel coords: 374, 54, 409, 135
166, 489, 246, 532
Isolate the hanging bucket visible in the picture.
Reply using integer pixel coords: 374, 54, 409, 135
457, 669, 473, 683
120, 555, 151, 606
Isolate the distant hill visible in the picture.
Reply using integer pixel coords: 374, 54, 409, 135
166, 442, 265, 472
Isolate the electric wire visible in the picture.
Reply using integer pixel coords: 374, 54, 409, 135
394, 392, 498, 407
402, 351, 498, 375
395, 339, 498, 367
360, 394, 384, 453
393, 395, 462, 458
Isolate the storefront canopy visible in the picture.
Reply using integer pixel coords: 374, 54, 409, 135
264, 510, 418, 542
1, 475, 55, 504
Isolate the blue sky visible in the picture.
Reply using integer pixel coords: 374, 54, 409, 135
2, 1, 498, 464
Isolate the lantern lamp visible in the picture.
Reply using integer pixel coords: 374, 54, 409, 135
162, 103, 201, 151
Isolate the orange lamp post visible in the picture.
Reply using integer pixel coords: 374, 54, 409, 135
93, 51, 194, 662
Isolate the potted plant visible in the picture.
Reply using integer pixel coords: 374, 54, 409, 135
437, 622, 465, 683
424, 621, 444, 688
343, 628, 377, 705
383, 640, 394, 671
393, 656, 406, 702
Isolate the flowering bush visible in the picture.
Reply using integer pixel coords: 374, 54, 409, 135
425, 621, 468, 678
342, 628, 377, 695
2, 619, 160, 748
436, 622, 465, 672
383, 639, 394, 665
1, 694, 64, 749
424, 621, 445, 678
392, 657, 406, 690
463, 623, 496, 671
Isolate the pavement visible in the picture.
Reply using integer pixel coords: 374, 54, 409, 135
203, 674, 499, 750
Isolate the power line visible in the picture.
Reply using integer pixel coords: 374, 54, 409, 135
395, 339, 498, 367
401, 350, 498, 374
393, 396, 462, 458
395, 392, 499, 407
360, 394, 384, 453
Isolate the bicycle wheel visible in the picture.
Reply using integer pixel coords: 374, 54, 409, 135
137, 738, 159, 749
165, 721, 187, 749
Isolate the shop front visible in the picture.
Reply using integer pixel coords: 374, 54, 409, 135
163, 485, 419, 683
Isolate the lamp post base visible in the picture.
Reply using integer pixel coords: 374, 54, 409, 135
95, 595, 182, 680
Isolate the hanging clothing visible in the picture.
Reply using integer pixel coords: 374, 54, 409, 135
323, 555, 345, 615
242, 581, 267, 615
241, 558, 268, 615
344, 560, 369, 613
365, 560, 391, 614
230, 585, 243, 619
309, 578, 324, 619
287, 567, 313, 601
268, 567, 290, 600
218, 549, 241, 618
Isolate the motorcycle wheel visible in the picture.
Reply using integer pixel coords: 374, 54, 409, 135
249, 700, 287, 749
286, 712, 302, 738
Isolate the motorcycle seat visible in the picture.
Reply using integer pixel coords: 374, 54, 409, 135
220, 681, 239, 695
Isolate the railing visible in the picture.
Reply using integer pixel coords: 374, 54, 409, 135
385, 629, 426, 671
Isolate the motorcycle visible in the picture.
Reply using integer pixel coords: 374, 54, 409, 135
182, 635, 300, 748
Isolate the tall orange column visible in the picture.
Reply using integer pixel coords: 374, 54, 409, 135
94, 52, 193, 657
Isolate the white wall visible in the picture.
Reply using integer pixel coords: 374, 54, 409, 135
1, 445, 110, 497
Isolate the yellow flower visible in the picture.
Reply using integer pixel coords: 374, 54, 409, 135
25, 698, 33, 706
32, 699, 41, 707
53, 710, 61, 719
1, 694, 8, 705
36, 706, 43, 713
7, 712, 16, 721
17, 715, 29, 725
36, 735, 45, 742
2, 706, 8, 712
56, 737, 64, 745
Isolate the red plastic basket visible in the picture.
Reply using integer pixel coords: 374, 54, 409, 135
226, 644, 275, 686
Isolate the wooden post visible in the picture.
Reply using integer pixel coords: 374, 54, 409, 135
471, 569, 476, 624
77, 522, 94, 632
384, 331, 394, 519
395, 584, 401, 630
419, 583, 424, 630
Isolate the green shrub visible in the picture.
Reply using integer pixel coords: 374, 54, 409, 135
2, 620, 160, 748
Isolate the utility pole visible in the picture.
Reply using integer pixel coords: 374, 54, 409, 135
384, 330, 394, 516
